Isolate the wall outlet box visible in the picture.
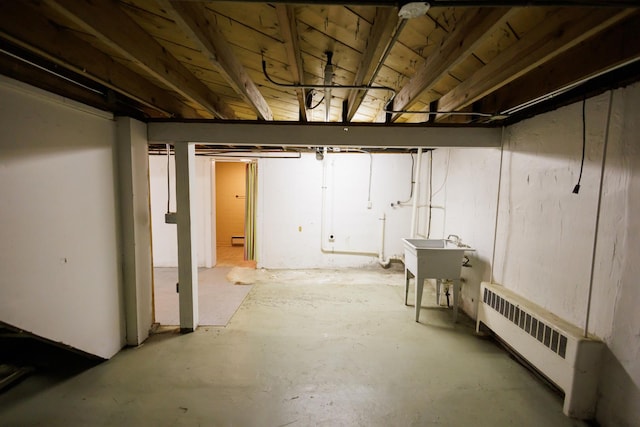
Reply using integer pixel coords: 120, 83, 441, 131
165, 212, 178, 224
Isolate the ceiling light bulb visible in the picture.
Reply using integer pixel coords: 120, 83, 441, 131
398, 2, 430, 19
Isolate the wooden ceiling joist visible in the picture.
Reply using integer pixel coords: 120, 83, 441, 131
0, 48, 144, 117
160, 0, 273, 121
275, 4, 309, 122
0, 1, 198, 119
436, 7, 636, 119
345, 7, 399, 122
478, 11, 640, 116
391, 7, 515, 121
2, 2, 639, 126
44, 0, 235, 119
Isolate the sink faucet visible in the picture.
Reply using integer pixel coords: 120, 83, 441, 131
447, 234, 460, 245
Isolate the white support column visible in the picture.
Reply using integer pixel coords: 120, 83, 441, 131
116, 117, 154, 345
175, 143, 199, 332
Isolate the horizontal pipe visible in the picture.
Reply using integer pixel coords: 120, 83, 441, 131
219, 1, 640, 7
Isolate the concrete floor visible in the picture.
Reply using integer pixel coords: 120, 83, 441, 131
0, 267, 588, 426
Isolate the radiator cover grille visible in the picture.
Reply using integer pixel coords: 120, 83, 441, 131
483, 288, 568, 359
477, 282, 604, 420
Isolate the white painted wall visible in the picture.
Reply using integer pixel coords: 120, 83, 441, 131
149, 155, 214, 267
591, 85, 640, 427
426, 85, 640, 427
420, 148, 502, 319
257, 152, 414, 268
0, 77, 124, 359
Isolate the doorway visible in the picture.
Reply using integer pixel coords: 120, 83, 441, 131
214, 160, 257, 268
148, 155, 257, 327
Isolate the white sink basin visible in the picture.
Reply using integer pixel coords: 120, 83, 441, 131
402, 238, 471, 278
402, 238, 474, 322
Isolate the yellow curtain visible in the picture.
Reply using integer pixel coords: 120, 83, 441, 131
244, 162, 257, 261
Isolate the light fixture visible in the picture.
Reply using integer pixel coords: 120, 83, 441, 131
398, 2, 430, 19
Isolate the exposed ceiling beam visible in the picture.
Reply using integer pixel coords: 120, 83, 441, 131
436, 8, 635, 119
0, 1, 199, 119
275, 4, 309, 122
0, 48, 150, 118
148, 121, 501, 148
391, 7, 514, 121
160, 0, 273, 121
44, 0, 235, 119
346, 7, 399, 121
478, 11, 640, 116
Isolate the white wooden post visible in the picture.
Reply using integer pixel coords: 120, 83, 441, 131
116, 117, 153, 345
175, 143, 199, 332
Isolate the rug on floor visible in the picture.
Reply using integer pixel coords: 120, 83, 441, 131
154, 267, 253, 326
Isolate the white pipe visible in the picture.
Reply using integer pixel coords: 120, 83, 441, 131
490, 127, 506, 284
377, 213, 402, 267
379, 213, 388, 266
584, 91, 614, 338
320, 153, 377, 257
318, 153, 401, 266
410, 148, 423, 238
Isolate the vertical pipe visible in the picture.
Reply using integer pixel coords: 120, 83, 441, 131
584, 91, 614, 337
410, 148, 423, 238
379, 212, 387, 264
490, 127, 506, 284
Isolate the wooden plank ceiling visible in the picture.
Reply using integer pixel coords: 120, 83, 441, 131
1, 0, 639, 126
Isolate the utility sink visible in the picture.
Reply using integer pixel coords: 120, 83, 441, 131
402, 238, 474, 322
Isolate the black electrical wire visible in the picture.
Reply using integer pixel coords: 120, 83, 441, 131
573, 98, 586, 194
309, 94, 325, 110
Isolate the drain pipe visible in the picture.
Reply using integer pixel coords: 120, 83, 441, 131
410, 148, 423, 238
378, 212, 402, 268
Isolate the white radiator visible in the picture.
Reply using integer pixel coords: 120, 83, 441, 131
476, 282, 604, 419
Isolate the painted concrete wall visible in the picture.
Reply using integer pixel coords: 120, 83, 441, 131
591, 85, 640, 427
427, 85, 640, 427
420, 148, 501, 319
0, 77, 124, 359
257, 152, 414, 269
149, 155, 214, 267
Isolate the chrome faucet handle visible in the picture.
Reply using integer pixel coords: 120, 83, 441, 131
447, 234, 460, 244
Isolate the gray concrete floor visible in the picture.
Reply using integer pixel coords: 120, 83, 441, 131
0, 266, 587, 426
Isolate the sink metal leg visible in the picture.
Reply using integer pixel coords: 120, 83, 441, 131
452, 279, 461, 323
415, 275, 424, 322
404, 268, 410, 305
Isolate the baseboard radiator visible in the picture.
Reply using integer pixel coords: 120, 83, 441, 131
477, 282, 604, 419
